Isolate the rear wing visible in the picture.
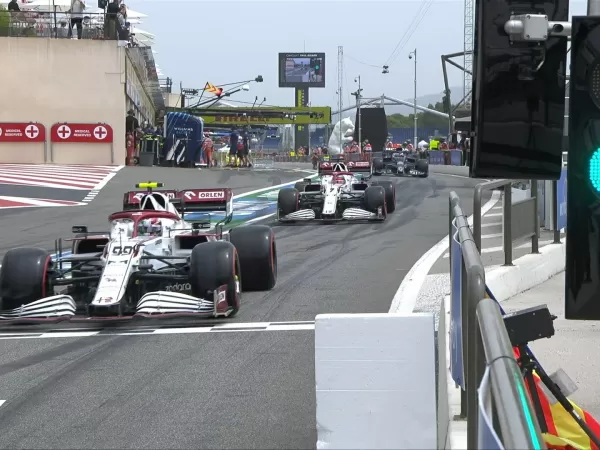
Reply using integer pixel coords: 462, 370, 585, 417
172, 188, 233, 215
318, 160, 372, 176
123, 190, 177, 210
122, 188, 233, 216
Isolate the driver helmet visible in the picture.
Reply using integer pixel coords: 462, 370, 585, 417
138, 217, 162, 236
333, 174, 346, 185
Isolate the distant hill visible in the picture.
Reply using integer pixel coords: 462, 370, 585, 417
334, 86, 463, 119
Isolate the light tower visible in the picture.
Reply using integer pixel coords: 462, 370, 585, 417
463, 0, 474, 109
337, 46, 344, 125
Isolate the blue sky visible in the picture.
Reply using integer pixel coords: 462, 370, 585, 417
126, 0, 587, 109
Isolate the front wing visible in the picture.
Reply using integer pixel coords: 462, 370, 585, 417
0, 285, 232, 325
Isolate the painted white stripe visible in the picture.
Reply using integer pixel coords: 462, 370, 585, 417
0, 196, 84, 207
0, 400, 5, 408
0, 177, 90, 190
481, 221, 501, 228
481, 232, 502, 239
92, 167, 123, 191
485, 212, 502, 217
40, 331, 99, 338
232, 174, 318, 199
0, 169, 109, 182
491, 206, 502, 211
390, 190, 502, 314
0, 321, 316, 340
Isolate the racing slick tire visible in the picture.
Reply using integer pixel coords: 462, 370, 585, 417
294, 181, 309, 192
416, 160, 429, 178
277, 187, 300, 220
363, 185, 387, 220
0, 248, 52, 311
372, 157, 384, 175
190, 241, 241, 316
229, 225, 277, 291
371, 180, 396, 213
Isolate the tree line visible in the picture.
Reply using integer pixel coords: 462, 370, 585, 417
386, 95, 470, 128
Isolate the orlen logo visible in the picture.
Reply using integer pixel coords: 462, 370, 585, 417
165, 283, 191, 292
184, 191, 225, 200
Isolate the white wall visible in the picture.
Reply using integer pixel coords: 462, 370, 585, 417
0, 38, 126, 164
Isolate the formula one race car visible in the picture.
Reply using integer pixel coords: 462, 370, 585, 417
0, 182, 277, 324
372, 151, 429, 178
277, 160, 396, 222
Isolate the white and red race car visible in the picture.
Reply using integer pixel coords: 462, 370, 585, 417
277, 161, 396, 223
0, 182, 277, 324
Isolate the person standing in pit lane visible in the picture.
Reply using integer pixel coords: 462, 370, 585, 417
242, 127, 252, 167
229, 126, 239, 167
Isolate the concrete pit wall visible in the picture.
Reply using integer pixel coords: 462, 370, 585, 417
0, 38, 126, 165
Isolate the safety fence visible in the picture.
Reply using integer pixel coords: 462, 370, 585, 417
0, 10, 131, 41
429, 150, 463, 166
448, 191, 544, 449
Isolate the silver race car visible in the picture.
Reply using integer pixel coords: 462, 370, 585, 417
277, 161, 396, 223
373, 151, 429, 177
0, 182, 277, 324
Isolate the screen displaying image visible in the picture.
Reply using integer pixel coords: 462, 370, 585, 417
279, 53, 325, 88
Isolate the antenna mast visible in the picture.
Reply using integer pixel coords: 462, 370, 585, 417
337, 45, 344, 125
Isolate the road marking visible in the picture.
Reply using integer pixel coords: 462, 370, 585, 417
481, 232, 503, 239
481, 221, 502, 228
491, 206, 502, 211
0, 400, 5, 408
0, 321, 316, 340
389, 190, 501, 314
232, 175, 318, 199
485, 212, 502, 217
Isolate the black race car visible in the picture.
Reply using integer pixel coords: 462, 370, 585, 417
372, 151, 429, 178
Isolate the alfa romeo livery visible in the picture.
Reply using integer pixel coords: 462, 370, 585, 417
0, 182, 278, 324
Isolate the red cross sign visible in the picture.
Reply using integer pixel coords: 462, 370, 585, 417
50, 123, 114, 143
0, 123, 46, 143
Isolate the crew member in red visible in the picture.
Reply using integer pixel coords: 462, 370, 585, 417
406, 139, 414, 152
363, 140, 372, 152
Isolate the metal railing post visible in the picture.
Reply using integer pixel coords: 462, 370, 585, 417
473, 185, 483, 250
503, 185, 513, 265
458, 224, 486, 450
552, 179, 562, 244
531, 180, 540, 253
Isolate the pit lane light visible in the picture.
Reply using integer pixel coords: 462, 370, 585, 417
566, 16, 600, 320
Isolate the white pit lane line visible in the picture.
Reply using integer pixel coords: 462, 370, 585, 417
0, 321, 316, 340
389, 189, 501, 314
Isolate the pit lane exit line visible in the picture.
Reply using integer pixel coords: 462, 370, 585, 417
0, 321, 316, 340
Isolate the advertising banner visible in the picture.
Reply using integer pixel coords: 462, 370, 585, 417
450, 220, 465, 388
51, 123, 114, 143
0, 122, 45, 143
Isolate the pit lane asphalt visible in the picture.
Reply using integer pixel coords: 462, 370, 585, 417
0, 169, 487, 449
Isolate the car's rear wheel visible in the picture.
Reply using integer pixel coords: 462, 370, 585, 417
229, 225, 277, 291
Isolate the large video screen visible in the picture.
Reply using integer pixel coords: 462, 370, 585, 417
278, 52, 326, 88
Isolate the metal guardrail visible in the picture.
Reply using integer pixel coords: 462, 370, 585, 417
449, 191, 544, 449
473, 180, 540, 265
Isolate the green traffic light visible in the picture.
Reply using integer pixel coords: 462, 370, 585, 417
590, 149, 600, 192
315, 65, 320, 70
